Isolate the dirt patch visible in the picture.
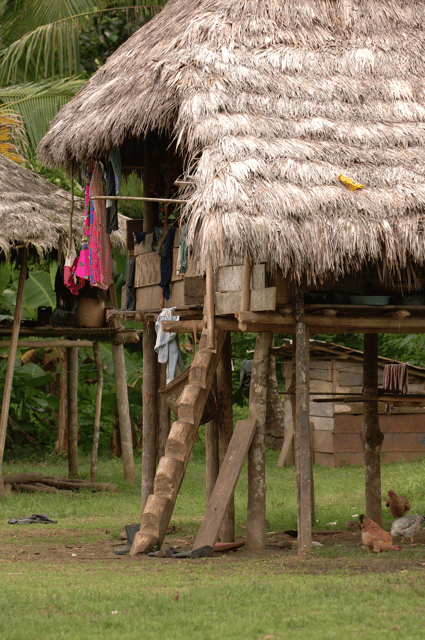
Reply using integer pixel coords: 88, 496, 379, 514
2, 526, 425, 575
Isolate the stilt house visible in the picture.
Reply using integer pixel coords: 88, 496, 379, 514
37, 0, 425, 555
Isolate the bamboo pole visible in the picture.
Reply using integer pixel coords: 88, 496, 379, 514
142, 320, 158, 511
241, 257, 252, 312
247, 330, 273, 551
55, 347, 68, 456
90, 342, 103, 482
206, 256, 215, 351
67, 346, 79, 478
0, 246, 28, 497
294, 283, 312, 556
217, 332, 235, 542
90, 196, 187, 204
361, 333, 383, 526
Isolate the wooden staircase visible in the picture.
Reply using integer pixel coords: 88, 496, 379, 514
130, 329, 227, 555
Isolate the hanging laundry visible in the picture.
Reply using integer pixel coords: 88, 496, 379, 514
74, 180, 91, 280
382, 363, 409, 414
89, 164, 113, 290
159, 223, 178, 300
155, 307, 185, 384
177, 224, 188, 275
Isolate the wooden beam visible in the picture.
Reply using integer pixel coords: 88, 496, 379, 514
362, 334, 384, 527
90, 342, 103, 483
193, 418, 258, 551
206, 256, 216, 350
0, 340, 93, 349
241, 257, 252, 312
0, 246, 28, 497
67, 346, 79, 479
142, 321, 158, 510
294, 284, 312, 556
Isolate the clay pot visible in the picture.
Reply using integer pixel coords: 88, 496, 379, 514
76, 297, 105, 328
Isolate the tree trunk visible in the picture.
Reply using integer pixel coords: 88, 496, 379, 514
361, 333, 383, 526
265, 354, 285, 449
294, 284, 312, 556
112, 341, 135, 483
55, 347, 68, 456
247, 331, 273, 551
67, 346, 79, 479
142, 321, 158, 512
157, 362, 170, 459
205, 377, 219, 505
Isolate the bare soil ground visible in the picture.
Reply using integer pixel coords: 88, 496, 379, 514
2, 526, 425, 574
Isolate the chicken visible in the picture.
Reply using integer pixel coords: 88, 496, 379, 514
390, 514, 425, 544
385, 489, 411, 519
359, 514, 403, 553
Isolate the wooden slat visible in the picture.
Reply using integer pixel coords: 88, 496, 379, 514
334, 413, 425, 433
215, 263, 265, 293
334, 431, 425, 453
215, 287, 276, 315
193, 418, 258, 550
134, 250, 183, 288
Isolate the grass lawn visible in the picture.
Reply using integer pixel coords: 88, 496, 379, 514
1, 450, 425, 639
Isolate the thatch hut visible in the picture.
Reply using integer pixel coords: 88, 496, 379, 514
0, 153, 135, 493
37, 0, 425, 555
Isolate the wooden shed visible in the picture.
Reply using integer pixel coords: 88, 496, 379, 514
276, 340, 425, 468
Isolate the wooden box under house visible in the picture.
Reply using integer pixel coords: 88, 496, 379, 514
126, 220, 293, 313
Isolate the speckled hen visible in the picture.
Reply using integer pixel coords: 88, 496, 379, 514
390, 514, 425, 544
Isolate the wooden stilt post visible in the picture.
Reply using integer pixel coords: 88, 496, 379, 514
361, 333, 383, 526
205, 376, 219, 504
55, 347, 68, 456
142, 320, 158, 512
67, 345, 79, 479
241, 257, 252, 312
157, 362, 170, 459
0, 246, 28, 497
277, 339, 296, 467
294, 283, 312, 555
90, 341, 103, 482
112, 340, 135, 483
206, 256, 215, 351
247, 330, 273, 551
217, 332, 235, 541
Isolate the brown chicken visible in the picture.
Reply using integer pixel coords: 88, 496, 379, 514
359, 514, 403, 553
385, 489, 411, 519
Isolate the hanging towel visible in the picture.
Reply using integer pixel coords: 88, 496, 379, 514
155, 307, 185, 384
382, 363, 409, 414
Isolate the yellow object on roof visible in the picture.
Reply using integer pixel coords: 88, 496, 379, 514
338, 175, 364, 191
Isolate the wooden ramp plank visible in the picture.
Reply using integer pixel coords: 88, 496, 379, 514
193, 418, 258, 550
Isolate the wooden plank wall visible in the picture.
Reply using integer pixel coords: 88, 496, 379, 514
282, 358, 425, 467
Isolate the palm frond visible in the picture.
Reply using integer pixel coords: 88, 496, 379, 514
0, 109, 26, 162
0, 78, 86, 153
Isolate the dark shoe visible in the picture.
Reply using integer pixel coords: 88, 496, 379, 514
113, 523, 140, 555
148, 547, 182, 558
172, 545, 213, 559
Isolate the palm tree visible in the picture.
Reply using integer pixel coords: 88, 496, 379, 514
0, 0, 166, 157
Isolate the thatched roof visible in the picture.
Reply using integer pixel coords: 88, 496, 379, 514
37, 0, 425, 285
0, 153, 127, 259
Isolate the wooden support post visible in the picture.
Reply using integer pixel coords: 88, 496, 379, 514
205, 377, 219, 505
247, 330, 273, 551
0, 246, 28, 497
112, 341, 135, 484
67, 346, 79, 479
294, 284, 312, 555
157, 362, 170, 459
142, 321, 158, 511
90, 342, 103, 482
206, 256, 215, 351
55, 347, 68, 456
217, 332, 235, 542
241, 257, 252, 312
361, 333, 383, 526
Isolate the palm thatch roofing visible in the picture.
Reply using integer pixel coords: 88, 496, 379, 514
0, 153, 127, 259
37, 0, 425, 285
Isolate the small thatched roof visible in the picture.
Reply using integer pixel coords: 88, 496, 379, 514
38, 0, 425, 285
0, 153, 127, 259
